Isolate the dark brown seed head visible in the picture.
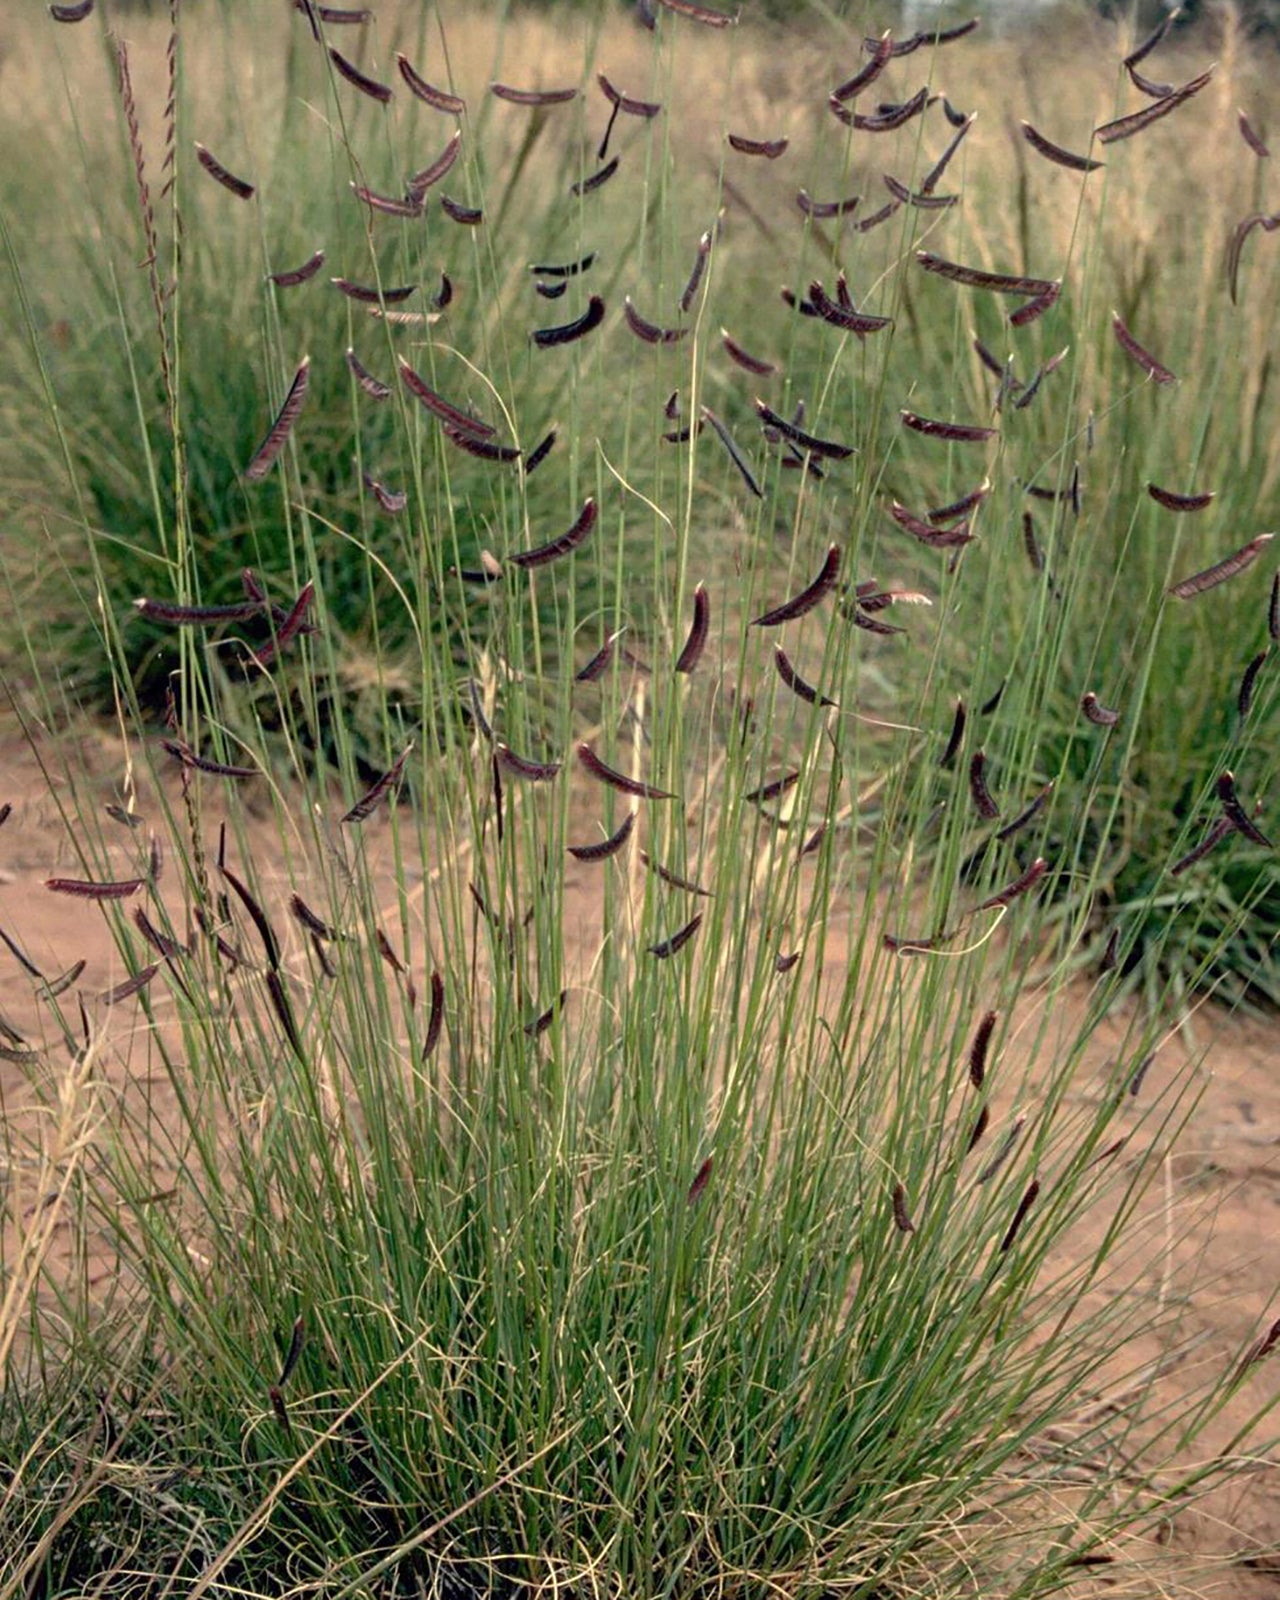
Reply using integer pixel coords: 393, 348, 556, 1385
675, 584, 710, 674
649, 913, 704, 959
1081, 692, 1120, 727
892, 1182, 916, 1233
1000, 1179, 1040, 1252
969, 751, 1000, 819
969, 1010, 997, 1089
687, 1155, 714, 1205
396, 53, 465, 113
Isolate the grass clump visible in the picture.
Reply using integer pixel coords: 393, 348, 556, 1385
1, 1, 1279, 1596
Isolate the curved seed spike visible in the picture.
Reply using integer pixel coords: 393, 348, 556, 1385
680, 230, 713, 313
1238, 650, 1268, 719
994, 781, 1053, 843
883, 174, 958, 210
834, 85, 929, 132
1020, 121, 1103, 172
220, 864, 281, 971
575, 629, 624, 683
525, 992, 566, 1038
752, 545, 841, 627
1009, 282, 1061, 326
533, 295, 606, 347
98, 963, 160, 1004
1021, 510, 1044, 574
675, 584, 710, 674
624, 296, 686, 344
407, 130, 463, 196
396, 54, 465, 113
1227, 213, 1280, 304
397, 359, 492, 435
892, 1182, 916, 1234
969, 750, 1000, 819
491, 82, 578, 106
966, 1105, 991, 1152
648, 913, 704, 959
1081, 692, 1120, 726
930, 481, 991, 523
1239, 111, 1270, 158
161, 738, 256, 779
342, 744, 412, 824
900, 411, 995, 443
722, 331, 775, 375
328, 46, 392, 103
806, 281, 892, 333
1168, 534, 1273, 599
854, 199, 902, 233
351, 185, 423, 218
642, 853, 713, 896
345, 348, 390, 401
442, 426, 519, 462
421, 972, 445, 1060
975, 857, 1049, 912
289, 895, 334, 942
525, 430, 557, 474
727, 132, 788, 158
891, 502, 974, 548
597, 72, 662, 117
46, 876, 143, 900
577, 743, 674, 800
920, 113, 976, 194
1000, 1179, 1040, 1252
1128, 62, 1176, 99
1218, 770, 1273, 847
657, 0, 737, 25
1170, 816, 1235, 876
756, 400, 853, 460
572, 157, 621, 197
568, 811, 636, 862
831, 32, 892, 101
529, 253, 596, 278
1095, 68, 1211, 144
1147, 482, 1214, 512
333, 277, 416, 304
254, 580, 316, 665
1112, 312, 1176, 384
195, 142, 255, 199
441, 195, 483, 224
745, 771, 800, 806
916, 251, 1057, 297
774, 645, 835, 707
509, 498, 597, 569
968, 1010, 997, 1089
687, 1156, 714, 1204
496, 743, 561, 782
940, 698, 966, 767
269, 249, 325, 287
701, 407, 763, 498
1124, 7, 1179, 69
135, 597, 265, 626
244, 357, 310, 481
797, 189, 860, 219
51, 0, 95, 18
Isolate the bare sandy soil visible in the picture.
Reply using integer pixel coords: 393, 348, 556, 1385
2, 726, 1278, 1596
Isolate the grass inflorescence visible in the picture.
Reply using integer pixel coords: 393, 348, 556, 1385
1, 1, 1279, 1595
